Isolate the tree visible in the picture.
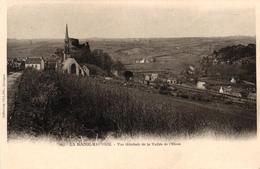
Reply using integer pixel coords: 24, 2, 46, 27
113, 61, 124, 71
123, 71, 133, 81
54, 48, 63, 57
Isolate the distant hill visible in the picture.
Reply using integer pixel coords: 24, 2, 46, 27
7, 39, 63, 59
202, 43, 256, 83
7, 36, 255, 74
214, 44, 255, 63
88, 36, 255, 74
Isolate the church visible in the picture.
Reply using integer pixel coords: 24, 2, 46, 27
56, 24, 89, 76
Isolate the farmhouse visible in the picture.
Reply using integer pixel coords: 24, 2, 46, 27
25, 57, 45, 70
7, 58, 24, 71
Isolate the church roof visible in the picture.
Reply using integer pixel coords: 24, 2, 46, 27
25, 57, 43, 64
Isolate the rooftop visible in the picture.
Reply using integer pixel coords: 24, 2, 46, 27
25, 57, 43, 64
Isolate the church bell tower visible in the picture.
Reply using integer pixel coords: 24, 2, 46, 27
64, 24, 70, 60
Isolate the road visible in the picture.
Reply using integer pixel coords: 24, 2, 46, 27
7, 72, 22, 115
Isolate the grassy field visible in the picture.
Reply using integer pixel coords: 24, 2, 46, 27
8, 69, 256, 139
8, 36, 255, 74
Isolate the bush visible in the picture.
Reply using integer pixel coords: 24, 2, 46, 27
8, 69, 256, 139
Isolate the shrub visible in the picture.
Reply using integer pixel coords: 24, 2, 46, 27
8, 70, 256, 139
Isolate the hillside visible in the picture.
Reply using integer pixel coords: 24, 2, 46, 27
88, 37, 255, 74
8, 36, 255, 74
214, 44, 256, 62
201, 44, 256, 83
8, 69, 256, 138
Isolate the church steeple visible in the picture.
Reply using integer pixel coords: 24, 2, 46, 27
64, 24, 70, 60
65, 24, 69, 43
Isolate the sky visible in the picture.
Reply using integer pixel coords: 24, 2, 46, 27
7, 2, 256, 39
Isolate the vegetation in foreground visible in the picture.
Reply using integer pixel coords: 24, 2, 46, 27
8, 69, 256, 139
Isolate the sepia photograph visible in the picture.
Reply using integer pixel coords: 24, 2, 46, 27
6, 1, 257, 141
2, 1, 260, 169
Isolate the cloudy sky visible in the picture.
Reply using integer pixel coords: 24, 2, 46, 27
7, 1, 255, 39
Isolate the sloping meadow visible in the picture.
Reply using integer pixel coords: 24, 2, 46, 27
8, 69, 256, 139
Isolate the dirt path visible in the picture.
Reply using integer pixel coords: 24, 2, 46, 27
7, 72, 22, 114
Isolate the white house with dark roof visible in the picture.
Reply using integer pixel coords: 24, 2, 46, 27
25, 57, 45, 70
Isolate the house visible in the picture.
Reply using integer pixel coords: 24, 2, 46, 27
219, 86, 242, 97
12, 61, 23, 69
140, 58, 145, 63
150, 73, 158, 81
196, 81, 206, 90
219, 86, 224, 93
219, 86, 232, 94
7, 58, 25, 71
144, 75, 151, 81
9, 58, 23, 69
230, 77, 236, 84
12, 62, 22, 69
144, 73, 158, 82
25, 57, 45, 70
143, 75, 150, 85
136, 57, 155, 64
